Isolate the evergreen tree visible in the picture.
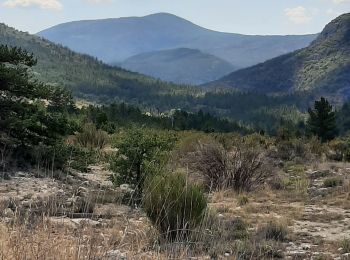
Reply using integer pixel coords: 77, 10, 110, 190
307, 97, 337, 142
0, 45, 73, 164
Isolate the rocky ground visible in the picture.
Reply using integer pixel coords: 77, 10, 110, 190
1, 162, 350, 259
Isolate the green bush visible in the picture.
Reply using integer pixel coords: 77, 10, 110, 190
143, 172, 207, 242
110, 127, 176, 202
323, 177, 343, 188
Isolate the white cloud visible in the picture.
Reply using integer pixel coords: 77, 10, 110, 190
3, 0, 63, 10
285, 6, 312, 25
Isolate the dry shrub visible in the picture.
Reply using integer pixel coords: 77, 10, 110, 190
72, 123, 109, 150
257, 221, 288, 242
187, 139, 270, 192
0, 220, 113, 259
326, 138, 349, 161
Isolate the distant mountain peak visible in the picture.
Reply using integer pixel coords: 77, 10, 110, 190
37, 13, 316, 68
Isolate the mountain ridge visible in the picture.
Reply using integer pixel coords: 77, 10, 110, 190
118, 47, 236, 85
207, 13, 350, 100
37, 12, 317, 69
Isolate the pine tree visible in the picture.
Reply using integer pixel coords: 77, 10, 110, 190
0, 45, 73, 162
307, 97, 337, 142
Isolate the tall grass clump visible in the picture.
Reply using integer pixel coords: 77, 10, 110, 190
143, 172, 207, 242
73, 123, 109, 150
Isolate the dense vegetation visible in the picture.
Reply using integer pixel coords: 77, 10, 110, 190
0, 45, 74, 168
209, 13, 350, 100
0, 22, 316, 133
4, 41, 350, 258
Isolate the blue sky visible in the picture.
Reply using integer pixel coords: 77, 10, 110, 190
1, 0, 349, 35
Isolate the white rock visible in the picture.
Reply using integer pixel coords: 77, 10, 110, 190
106, 249, 127, 260
3, 208, 14, 218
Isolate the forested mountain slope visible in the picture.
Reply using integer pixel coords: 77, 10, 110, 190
208, 13, 350, 100
0, 23, 195, 106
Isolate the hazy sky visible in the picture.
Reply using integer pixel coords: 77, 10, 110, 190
1, 0, 349, 35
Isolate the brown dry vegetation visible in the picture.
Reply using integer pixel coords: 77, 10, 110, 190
2, 133, 350, 259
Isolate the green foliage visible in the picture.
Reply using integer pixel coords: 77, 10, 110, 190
275, 138, 309, 161
110, 127, 177, 201
0, 44, 74, 168
143, 172, 207, 241
340, 238, 350, 253
307, 97, 337, 142
83, 103, 247, 134
323, 177, 343, 188
212, 13, 350, 95
0, 23, 314, 134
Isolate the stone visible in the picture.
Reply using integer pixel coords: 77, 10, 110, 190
106, 249, 127, 260
3, 208, 14, 218
21, 200, 32, 208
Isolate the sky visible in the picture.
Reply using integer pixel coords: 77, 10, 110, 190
0, 0, 350, 35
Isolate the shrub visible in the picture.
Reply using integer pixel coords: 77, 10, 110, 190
276, 139, 309, 161
257, 221, 288, 241
188, 139, 269, 192
186, 140, 228, 190
308, 135, 325, 156
237, 195, 249, 206
110, 127, 176, 203
143, 172, 207, 242
326, 138, 349, 161
340, 238, 350, 253
191, 212, 249, 257
74, 123, 109, 150
323, 177, 343, 188
225, 217, 249, 240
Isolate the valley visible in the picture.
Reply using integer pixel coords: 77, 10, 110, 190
1, 7, 350, 260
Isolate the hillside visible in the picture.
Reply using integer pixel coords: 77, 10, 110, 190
119, 48, 235, 85
0, 23, 194, 106
0, 23, 314, 132
209, 13, 350, 99
37, 13, 317, 69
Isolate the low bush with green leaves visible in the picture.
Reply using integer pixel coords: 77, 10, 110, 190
110, 127, 177, 202
143, 172, 207, 242
323, 177, 343, 188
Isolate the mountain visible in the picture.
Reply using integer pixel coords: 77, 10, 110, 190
0, 23, 194, 106
0, 22, 326, 132
208, 13, 350, 99
37, 13, 317, 69
118, 48, 235, 85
